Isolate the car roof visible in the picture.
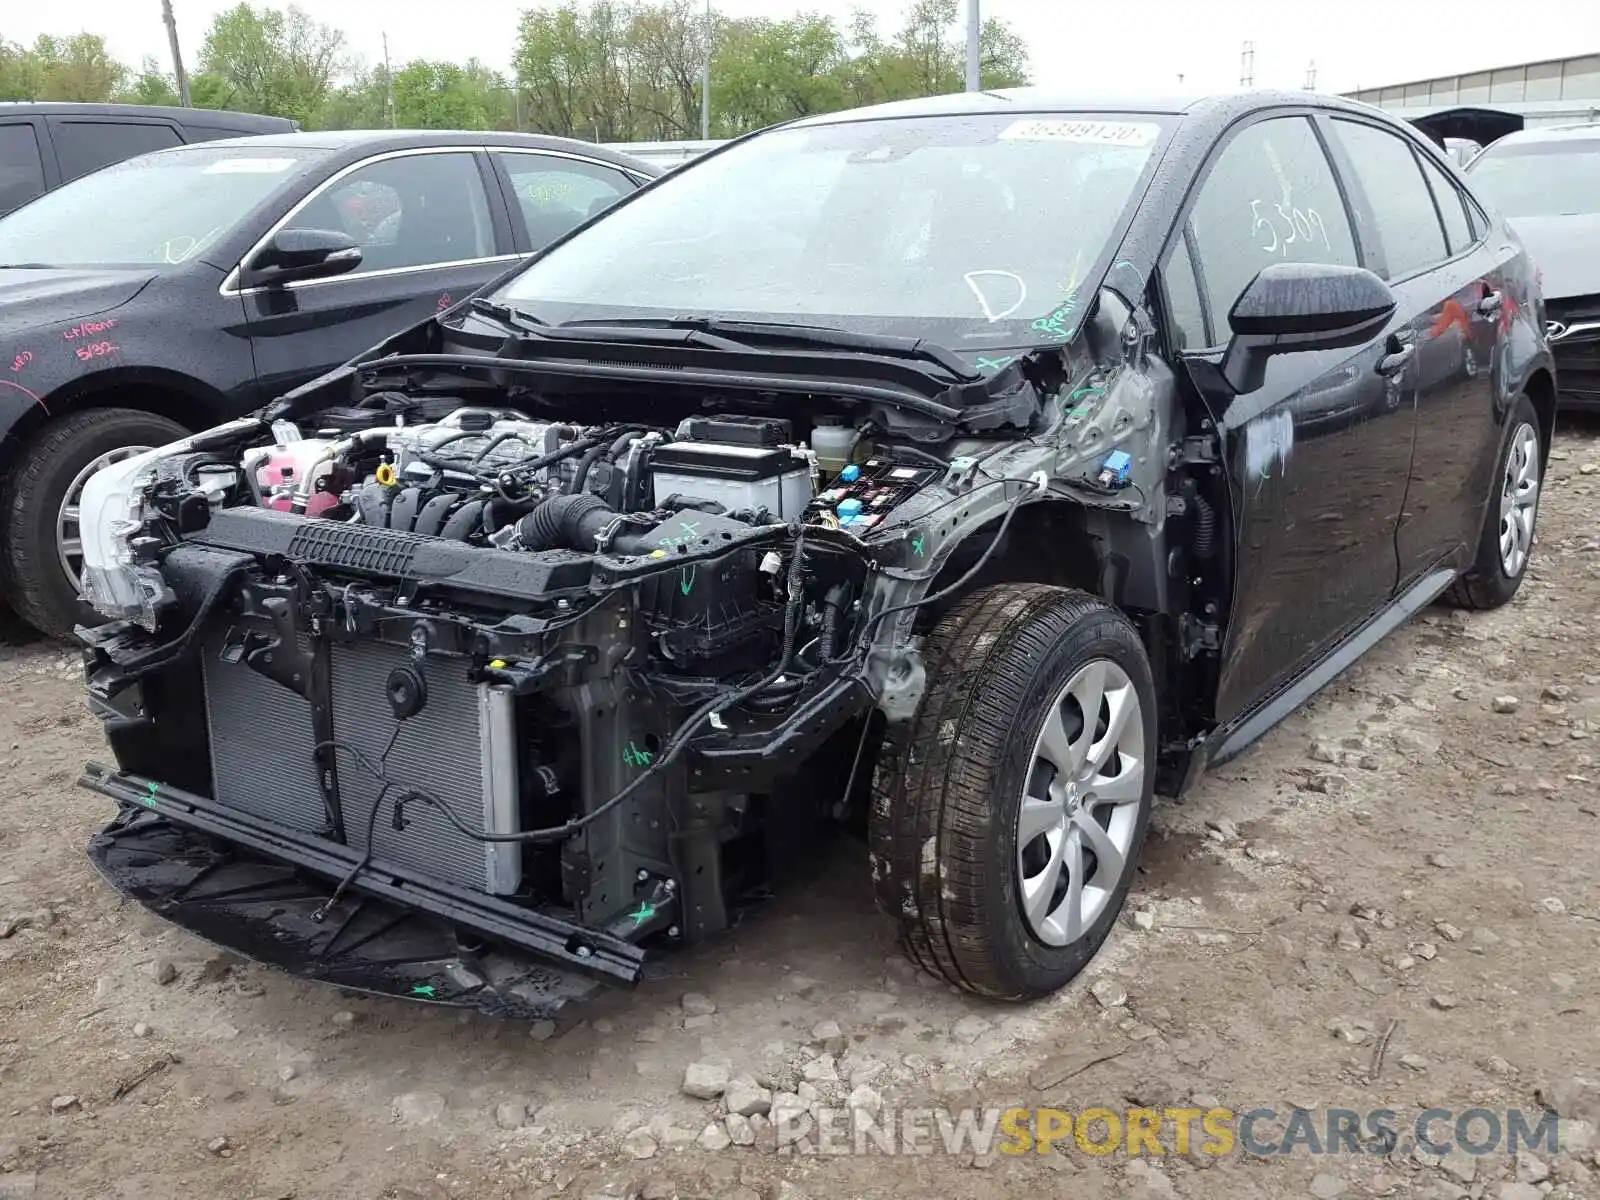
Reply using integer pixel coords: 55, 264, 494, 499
0, 101, 292, 130
1478, 121, 1600, 150
788, 86, 1390, 129
162, 128, 663, 175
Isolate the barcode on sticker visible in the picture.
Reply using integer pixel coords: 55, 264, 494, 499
998, 119, 1159, 147
203, 157, 298, 174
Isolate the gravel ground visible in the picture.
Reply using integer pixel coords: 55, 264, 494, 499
2, 421, 1598, 1200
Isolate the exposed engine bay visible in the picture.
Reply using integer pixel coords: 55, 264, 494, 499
73, 290, 1192, 1015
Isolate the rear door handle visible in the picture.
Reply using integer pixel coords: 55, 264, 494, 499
1478, 291, 1503, 315
1377, 344, 1415, 375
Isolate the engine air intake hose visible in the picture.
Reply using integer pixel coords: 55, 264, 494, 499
516, 491, 617, 552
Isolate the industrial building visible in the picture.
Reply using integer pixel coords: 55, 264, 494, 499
1344, 53, 1600, 129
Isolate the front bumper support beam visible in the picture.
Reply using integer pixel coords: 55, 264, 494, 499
80, 763, 648, 994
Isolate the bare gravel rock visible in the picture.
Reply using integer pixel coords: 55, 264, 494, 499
391, 1090, 446, 1125
1089, 978, 1127, 1009
682, 1061, 729, 1100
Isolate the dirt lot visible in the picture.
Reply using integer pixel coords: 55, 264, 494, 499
2, 422, 1598, 1200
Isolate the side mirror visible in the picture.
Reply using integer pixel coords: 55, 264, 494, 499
247, 228, 362, 286
1220, 262, 1397, 394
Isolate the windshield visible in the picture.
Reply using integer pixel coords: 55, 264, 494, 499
1467, 140, 1600, 218
0, 145, 321, 268
495, 113, 1170, 348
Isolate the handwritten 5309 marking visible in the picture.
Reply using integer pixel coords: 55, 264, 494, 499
1250, 198, 1332, 257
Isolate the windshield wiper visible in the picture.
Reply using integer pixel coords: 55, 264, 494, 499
465, 296, 548, 333
557, 316, 981, 382
525, 321, 753, 353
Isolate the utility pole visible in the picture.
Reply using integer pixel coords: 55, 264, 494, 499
1240, 40, 1255, 89
160, 0, 191, 107
382, 32, 396, 128
965, 0, 981, 92
1305, 60, 1318, 90
700, 0, 711, 139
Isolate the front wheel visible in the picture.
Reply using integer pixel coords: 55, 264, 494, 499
870, 584, 1157, 1000
1441, 394, 1543, 611
0, 408, 188, 640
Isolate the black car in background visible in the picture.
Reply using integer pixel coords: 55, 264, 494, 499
0, 130, 660, 637
0, 102, 296, 214
1466, 122, 1600, 410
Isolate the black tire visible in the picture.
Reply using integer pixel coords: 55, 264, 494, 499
869, 583, 1157, 1000
1442, 394, 1542, 611
0, 408, 188, 640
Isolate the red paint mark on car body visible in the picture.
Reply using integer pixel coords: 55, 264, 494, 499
436, 292, 453, 313
10, 350, 33, 373
74, 341, 119, 363
0, 377, 48, 414
63, 318, 119, 341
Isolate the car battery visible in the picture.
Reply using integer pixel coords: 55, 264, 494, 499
650, 441, 813, 519
808, 458, 940, 532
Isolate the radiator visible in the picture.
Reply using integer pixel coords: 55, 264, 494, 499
202, 632, 522, 895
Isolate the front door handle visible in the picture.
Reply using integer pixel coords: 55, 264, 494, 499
1478, 290, 1503, 315
1377, 344, 1415, 375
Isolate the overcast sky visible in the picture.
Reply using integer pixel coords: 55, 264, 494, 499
11, 0, 1591, 98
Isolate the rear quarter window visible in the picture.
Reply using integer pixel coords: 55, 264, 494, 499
0, 123, 47, 213
52, 120, 183, 182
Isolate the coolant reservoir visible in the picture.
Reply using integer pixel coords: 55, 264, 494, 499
810, 423, 860, 477
255, 439, 340, 516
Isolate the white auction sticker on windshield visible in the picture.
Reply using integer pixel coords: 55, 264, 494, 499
202, 157, 298, 174
998, 119, 1159, 147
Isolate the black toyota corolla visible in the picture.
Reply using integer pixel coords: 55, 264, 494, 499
76, 89, 1554, 1015
0, 130, 659, 638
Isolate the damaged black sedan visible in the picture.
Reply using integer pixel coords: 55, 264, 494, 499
74, 90, 1554, 1016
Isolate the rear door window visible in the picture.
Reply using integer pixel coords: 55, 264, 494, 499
51, 120, 183, 182
1417, 153, 1475, 254
1330, 120, 1450, 279
493, 152, 636, 248
0, 123, 47, 213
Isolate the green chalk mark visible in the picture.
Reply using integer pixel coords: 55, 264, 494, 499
631, 902, 656, 927
910, 534, 926, 558
623, 742, 654, 769
142, 781, 159, 809
411, 984, 436, 998
974, 355, 1015, 373
680, 565, 696, 595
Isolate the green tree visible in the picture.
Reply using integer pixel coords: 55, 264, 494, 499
711, 16, 848, 135
393, 60, 491, 129
0, 40, 34, 101
199, 3, 345, 121
309, 66, 390, 129
116, 57, 182, 106
8, 34, 127, 102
